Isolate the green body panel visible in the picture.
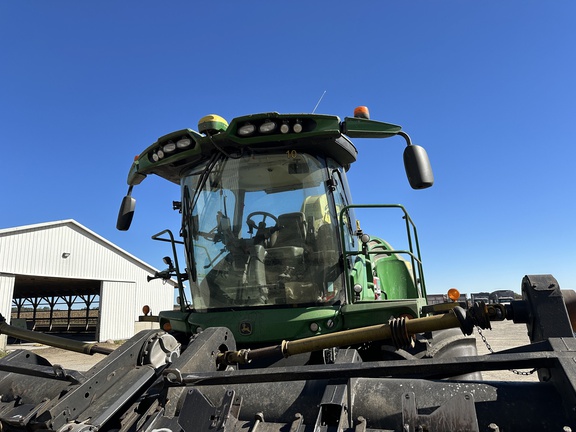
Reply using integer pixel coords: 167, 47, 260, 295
160, 306, 342, 345
350, 258, 370, 299
342, 117, 402, 138
348, 236, 420, 300
341, 299, 425, 329
158, 309, 192, 334
369, 237, 418, 299
161, 297, 424, 345
127, 113, 349, 187
375, 257, 418, 299
127, 128, 204, 186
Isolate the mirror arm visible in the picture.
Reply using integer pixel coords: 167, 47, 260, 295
397, 130, 413, 146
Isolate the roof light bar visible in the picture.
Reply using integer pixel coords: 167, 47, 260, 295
176, 137, 192, 149
238, 123, 256, 136
259, 120, 277, 133
163, 141, 176, 153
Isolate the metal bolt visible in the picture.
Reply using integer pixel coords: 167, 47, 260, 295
488, 423, 500, 432
249, 412, 265, 432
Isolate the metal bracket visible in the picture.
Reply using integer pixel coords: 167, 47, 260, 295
402, 391, 479, 432
178, 389, 241, 432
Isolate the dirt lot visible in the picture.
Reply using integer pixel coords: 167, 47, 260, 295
473, 318, 538, 381
7, 320, 538, 381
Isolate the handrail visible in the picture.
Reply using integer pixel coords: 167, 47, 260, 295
150, 229, 188, 308
339, 204, 426, 301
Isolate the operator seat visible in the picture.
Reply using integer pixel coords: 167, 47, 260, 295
266, 212, 329, 304
265, 212, 308, 274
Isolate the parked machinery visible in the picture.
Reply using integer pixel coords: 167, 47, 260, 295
1, 109, 575, 430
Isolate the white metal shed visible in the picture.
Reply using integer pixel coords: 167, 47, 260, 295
0, 220, 175, 349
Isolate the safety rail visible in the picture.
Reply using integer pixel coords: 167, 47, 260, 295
339, 204, 426, 300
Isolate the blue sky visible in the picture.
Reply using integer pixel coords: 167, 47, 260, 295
1, 2, 575, 295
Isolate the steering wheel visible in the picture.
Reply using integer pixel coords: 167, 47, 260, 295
246, 211, 278, 234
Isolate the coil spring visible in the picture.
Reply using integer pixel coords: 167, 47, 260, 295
388, 317, 411, 349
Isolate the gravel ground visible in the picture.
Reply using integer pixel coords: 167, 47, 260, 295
5, 319, 539, 381
473, 318, 538, 382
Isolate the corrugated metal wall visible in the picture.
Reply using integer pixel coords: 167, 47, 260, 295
0, 221, 175, 343
0, 274, 15, 348
99, 281, 137, 341
2, 222, 148, 281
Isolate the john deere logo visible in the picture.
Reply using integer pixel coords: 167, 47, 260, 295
239, 321, 252, 335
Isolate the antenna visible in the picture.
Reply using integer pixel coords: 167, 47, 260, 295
312, 90, 327, 114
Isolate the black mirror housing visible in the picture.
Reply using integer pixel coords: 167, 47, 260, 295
403, 145, 434, 189
116, 195, 136, 231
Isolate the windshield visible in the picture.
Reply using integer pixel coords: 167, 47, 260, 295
181, 151, 344, 310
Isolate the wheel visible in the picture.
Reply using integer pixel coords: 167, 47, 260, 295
246, 211, 278, 234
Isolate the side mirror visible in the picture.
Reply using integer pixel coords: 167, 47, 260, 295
403, 145, 434, 189
116, 195, 136, 231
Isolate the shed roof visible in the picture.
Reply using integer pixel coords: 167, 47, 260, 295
0, 220, 177, 291
0, 219, 156, 272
